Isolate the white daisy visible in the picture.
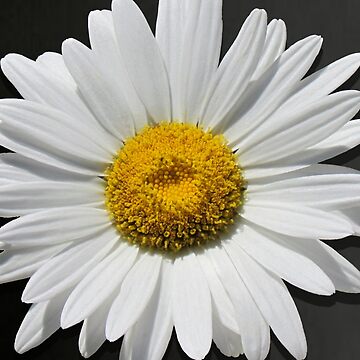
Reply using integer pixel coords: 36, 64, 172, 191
0, 0, 360, 359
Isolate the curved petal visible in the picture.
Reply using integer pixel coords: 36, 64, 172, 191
0, 153, 91, 185
0, 54, 104, 131
0, 207, 111, 248
112, 0, 171, 122
248, 164, 360, 210
61, 242, 138, 328
239, 91, 360, 166
78, 296, 114, 358
119, 260, 173, 360
224, 242, 307, 360
88, 10, 148, 132
106, 252, 162, 341
235, 223, 335, 295
223, 35, 323, 146
208, 246, 270, 360
172, 252, 212, 360
251, 19, 287, 81
156, 0, 223, 123
0, 99, 116, 175
62, 38, 136, 141
284, 53, 360, 108
22, 228, 118, 303
242, 201, 353, 239
15, 290, 70, 354
244, 119, 360, 180
0, 180, 104, 217
0, 244, 68, 284
197, 251, 239, 333
203, 9, 267, 130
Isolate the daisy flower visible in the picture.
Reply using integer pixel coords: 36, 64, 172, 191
0, 0, 360, 359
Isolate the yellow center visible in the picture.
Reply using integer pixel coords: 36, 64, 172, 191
104, 122, 246, 252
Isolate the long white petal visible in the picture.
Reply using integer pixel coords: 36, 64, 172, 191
120, 260, 173, 360
197, 251, 239, 333
224, 242, 307, 360
212, 306, 243, 358
106, 252, 162, 341
242, 201, 353, 239
15, 290, 70, 354
157, 0, 222, 123
0, 207, 110, 248
248, 164, 360, 210
0, 54, 105, 132
235, 223, 335, 295
61, 242, 138, 328
204, 9, 267, 130
78, 297, 113, 358
112, 0, 171, 122
251, 19, 287, 81
0, 244, 68, 283
245, 119, 360, 180
172, 252, 212, 360
0, 99, 115, 175
0, 180, 104, 217
223, 35, 323, 146
284, 53, 360, 108
62, 38, 135, 141
0, 153, 90, 185
239, 91, 360, 166
88, 10, 148, 132
22, 228, 118, 303
208, 246, 270, 360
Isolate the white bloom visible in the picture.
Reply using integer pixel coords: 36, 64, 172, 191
0, 0, 360, 359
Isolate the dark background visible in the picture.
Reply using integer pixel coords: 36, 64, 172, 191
0, 0, 359, 359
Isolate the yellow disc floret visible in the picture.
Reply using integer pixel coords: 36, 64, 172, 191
104, 122, 246, 252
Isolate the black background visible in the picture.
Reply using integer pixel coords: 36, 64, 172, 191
0, 0, 360, 359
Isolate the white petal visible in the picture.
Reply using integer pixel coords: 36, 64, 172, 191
0, 244, 67, 283
22, 228, 118, 303
278, 237, 360, 293
0, 99, 115, 175
62, 38, 135, 141
204, 9, 267, 130
197, 251, 239, 333
235, 223, 335, 295
120, 260, 173, 360
242, 201, 353, 239
79, 297, 113, 358
0, 207, 111, 248
207, 246, 270, 360
340, 207, 360, 235
36, 52, 77, 88
15, 290, 70, 354
112, 0, 171, 122
172, 252, 212, 360
61, 242, 138, 328
248, 164, 360, 210
212, 307, 243, 358
0, 54, 103, 131
0, 153, 90, 185
156, 0, 223, 123
224, 35, 323, 146
251, 19, 287, 81
239, 91, 360, 166
106, 252, 162, 341
224, 242, 307, 360
285, 53, 360, 108
0, 180, 104, 217
244, 119, 360, 180
88, 10, 148, 132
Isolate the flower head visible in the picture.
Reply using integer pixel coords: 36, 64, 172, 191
0, 0, 360, 360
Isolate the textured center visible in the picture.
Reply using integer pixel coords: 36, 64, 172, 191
105, 122, 246, 252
